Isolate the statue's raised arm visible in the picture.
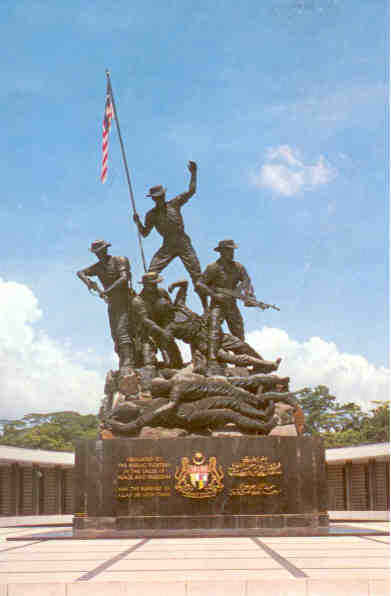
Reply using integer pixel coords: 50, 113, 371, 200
171, 160, 197, 207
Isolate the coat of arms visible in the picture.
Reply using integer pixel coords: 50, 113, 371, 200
175, 452, 224, 498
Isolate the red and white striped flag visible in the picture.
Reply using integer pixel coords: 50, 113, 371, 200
100, 81, 114, 183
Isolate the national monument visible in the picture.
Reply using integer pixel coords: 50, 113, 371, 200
73, 78, 328, 535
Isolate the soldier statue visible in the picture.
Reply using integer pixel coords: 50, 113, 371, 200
131, 271, 183, 370
77, 240, 134, 376
196, 239, 257, 364
133, 161, 207, 310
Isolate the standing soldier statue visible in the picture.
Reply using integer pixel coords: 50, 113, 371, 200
77, 240, 134, 379
133, 161, 207, 310
197, 239, 258, 365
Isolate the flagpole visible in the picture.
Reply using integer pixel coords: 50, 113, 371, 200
105, 69, 147, 272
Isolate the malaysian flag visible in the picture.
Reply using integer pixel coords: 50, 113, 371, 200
100, 81, 114, 183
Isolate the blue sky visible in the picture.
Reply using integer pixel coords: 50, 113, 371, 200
0, 0, 388, 417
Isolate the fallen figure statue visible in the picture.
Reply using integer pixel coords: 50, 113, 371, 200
104, 396, 278, 436
103, 371, 300, 437
165, 280, 282, 374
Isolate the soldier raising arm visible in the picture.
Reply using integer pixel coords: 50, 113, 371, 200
133, 161, 197, 239
133, 162, 207, 311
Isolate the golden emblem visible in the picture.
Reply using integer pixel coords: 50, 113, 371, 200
175, 452, 224, 499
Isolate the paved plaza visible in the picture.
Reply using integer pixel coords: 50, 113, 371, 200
0, 518, 388, 595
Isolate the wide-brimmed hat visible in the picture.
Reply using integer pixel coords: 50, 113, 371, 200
214, 239, 238, 252
146, 185, 166, 198
90, 239, 111, 253
138, 271, 164, 284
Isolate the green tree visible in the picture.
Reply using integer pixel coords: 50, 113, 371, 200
298, 386, 389, 448
297, 385, 363, 434
360, 401, 389, 443
0, 411, 99, 452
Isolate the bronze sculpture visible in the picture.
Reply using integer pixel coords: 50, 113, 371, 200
100, 368, 299, 437
105, 397, 278, 436
166, 279, 281, 375
130, 271, 183, 370
77, 240, 134, 377
77, 161, 307, 439
196, 239, 259, 369
102, 370, 300, 437
133, 161, 207, 310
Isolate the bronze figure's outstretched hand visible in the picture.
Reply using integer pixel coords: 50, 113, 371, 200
168, 280, 188, 293
86, 279, 108, 303
188, 160, 197, 174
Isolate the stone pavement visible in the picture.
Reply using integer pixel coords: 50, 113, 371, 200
0, 522, 388, 595
0, 516, 72, 528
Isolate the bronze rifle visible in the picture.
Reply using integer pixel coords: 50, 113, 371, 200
216, 282, 280, 312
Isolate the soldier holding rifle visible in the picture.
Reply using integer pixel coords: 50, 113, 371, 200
197, 240, 279, 364
77, 240, 134, 376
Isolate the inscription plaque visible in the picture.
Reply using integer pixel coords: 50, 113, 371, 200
228, 455, 282, 477
117, 456, 172, 499
228, 455, 282, 497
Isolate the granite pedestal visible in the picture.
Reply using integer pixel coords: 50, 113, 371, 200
73, 436, 329, 535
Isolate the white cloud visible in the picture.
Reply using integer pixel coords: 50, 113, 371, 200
246, 327, 389, 411
0, 279, 104, 419
253, 145, 336, 196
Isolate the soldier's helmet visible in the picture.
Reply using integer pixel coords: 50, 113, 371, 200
146, 185, 166, 198
214, 239, 238, 252
138, 271, 164, 285
89, 240, 111, 253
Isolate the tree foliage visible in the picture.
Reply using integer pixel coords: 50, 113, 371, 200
297, 386, 389, 448
0, 411, 99, 452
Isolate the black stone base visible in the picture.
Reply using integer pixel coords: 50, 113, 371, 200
73, 512, 328, 534
73, 436, 329, 535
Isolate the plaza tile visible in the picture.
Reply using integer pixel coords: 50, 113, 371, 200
8, 583, 66, 596
247, 578, 307, 596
